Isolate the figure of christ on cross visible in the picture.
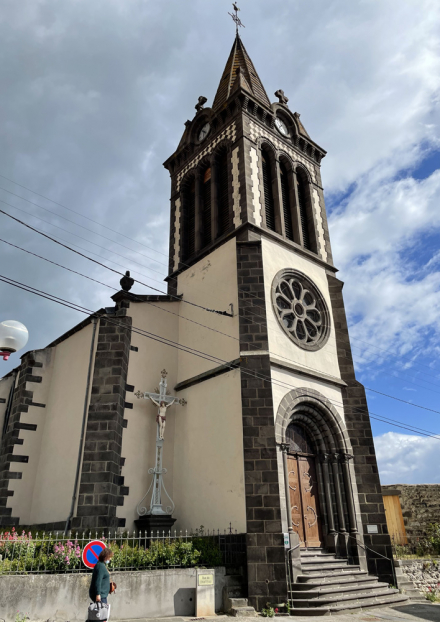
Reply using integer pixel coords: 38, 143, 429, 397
135, 370, 186, 516
149, 395, 175, 440
135, 369, 186, 442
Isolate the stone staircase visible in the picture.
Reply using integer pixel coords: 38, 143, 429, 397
289, 548, 408, 615
222, 565, 256, 617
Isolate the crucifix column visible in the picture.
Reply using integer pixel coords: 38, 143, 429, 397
134, 369, 186, 535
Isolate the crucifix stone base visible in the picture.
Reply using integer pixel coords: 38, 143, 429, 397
135, 515, 177, 545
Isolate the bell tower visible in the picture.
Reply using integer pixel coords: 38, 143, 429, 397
164, 33, 331, 289
163, 32, 393, 610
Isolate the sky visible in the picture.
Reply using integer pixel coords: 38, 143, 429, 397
1, 0, 440, 484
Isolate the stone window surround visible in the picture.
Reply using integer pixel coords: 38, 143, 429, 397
178, 139, 234, 266
271, 268, 331, 352
255, 137, 320, 255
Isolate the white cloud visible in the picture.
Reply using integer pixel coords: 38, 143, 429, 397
375, 432, 440, 484
329, 168, 440, 371
1, 0, 440, 384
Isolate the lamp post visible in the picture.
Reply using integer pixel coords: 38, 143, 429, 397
0, 320, 29, 361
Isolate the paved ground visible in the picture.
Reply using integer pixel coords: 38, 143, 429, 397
115, 603, 440, 622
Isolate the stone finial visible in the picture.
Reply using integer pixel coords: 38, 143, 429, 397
195, 96, 208, 112
120, 270, 134, 292
275, 89, 289, 106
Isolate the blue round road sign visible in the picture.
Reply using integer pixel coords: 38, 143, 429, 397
82, 540, 106, 569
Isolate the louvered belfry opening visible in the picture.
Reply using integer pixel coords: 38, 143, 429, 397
217, 151, 230, 236
280, 162, 294, 241
262, 152, 276, 232
182, 178, 196, 260
297, 171, 312, 251
202, 166, 212, 247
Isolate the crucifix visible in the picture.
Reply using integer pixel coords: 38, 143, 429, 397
229, 2, 245, 33
135, 369, 186, 516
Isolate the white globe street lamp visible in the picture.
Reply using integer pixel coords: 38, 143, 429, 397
0, 320, 29, 361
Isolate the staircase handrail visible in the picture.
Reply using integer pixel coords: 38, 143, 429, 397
336, 531, 397, 587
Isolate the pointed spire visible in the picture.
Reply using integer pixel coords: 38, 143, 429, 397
212, 34, 271, 112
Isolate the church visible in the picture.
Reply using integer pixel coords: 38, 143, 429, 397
0, 32, 404, 611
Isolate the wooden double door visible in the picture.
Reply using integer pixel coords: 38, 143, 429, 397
288, 454, 323, 548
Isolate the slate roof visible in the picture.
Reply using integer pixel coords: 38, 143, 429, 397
212, 33, 271, 112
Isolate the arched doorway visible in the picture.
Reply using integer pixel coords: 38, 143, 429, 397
286, 423, 323, 547
276, 388, 366, 558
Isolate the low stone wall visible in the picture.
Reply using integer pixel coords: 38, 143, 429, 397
0, 567, 226, 622
398, 559, 440, 596
382, 484, 440, 538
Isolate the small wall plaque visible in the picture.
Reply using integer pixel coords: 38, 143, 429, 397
198, 574, 214, 586
367, 524, 379, 534
284, 533, 290, 549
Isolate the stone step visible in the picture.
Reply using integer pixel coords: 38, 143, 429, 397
301, 550, 335, 557
230, 606, 257, 617
301, 557, 345, 566
289, 581, 389, 598
298, 569, 367, 582
291, 586, 397, 606
228, 598, 249, 608
289, 593, 408, 615
301, 563, 360, 574
290, 577, 379, 591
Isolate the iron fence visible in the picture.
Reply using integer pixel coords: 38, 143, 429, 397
0, 526, 246, 575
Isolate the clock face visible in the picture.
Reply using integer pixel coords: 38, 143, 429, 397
275, 117, 289, 137
198, 122, 211, 142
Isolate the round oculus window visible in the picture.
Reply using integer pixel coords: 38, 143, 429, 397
271, 269, 330, 351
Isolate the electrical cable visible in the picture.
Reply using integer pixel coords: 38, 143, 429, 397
1, 273, 440, 441
4, 234, 440, 418
0, 208, 232, 317
3, 173, 440, 386
3, 186, 440, 394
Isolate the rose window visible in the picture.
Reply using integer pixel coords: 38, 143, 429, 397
272, 269, 330, 351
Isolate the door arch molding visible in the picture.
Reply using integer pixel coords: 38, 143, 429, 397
276, 387, 365, 554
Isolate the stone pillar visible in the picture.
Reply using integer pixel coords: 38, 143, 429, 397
194, 169, 203, 253
341, 454, 358, 534
211, 155, 219, 240
319, 453, 337, 552
72, 312, 131, 531
237, 240, 288, 610
281, 444, 293, 533
331, 454, 346, 533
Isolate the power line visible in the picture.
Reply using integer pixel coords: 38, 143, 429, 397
0, 177, 170, 260
0, 208, 232, 317
3, 183, 440, 391
3, 172, 440, 386
4, 232, 440, 420
2, 273, 440, 441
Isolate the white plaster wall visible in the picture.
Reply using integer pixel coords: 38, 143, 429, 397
119, 301, 180, 531
7, 347, 54, 524
176, 238, 240, 383
271, 367, 345, 423
120, 294, 245, 533
28, 323, 97, 525
172, 369, 246, 533
0, 373, 15, 437
261, 236, 341, 380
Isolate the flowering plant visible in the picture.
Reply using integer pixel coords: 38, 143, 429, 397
50, 540, 82, 570
0, 528, 34, 560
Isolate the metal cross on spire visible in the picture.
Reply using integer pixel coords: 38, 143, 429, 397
229, 2, 245, 33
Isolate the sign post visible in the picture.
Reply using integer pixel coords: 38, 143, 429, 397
196, 568, 215, 616
82, 540, 106, 569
